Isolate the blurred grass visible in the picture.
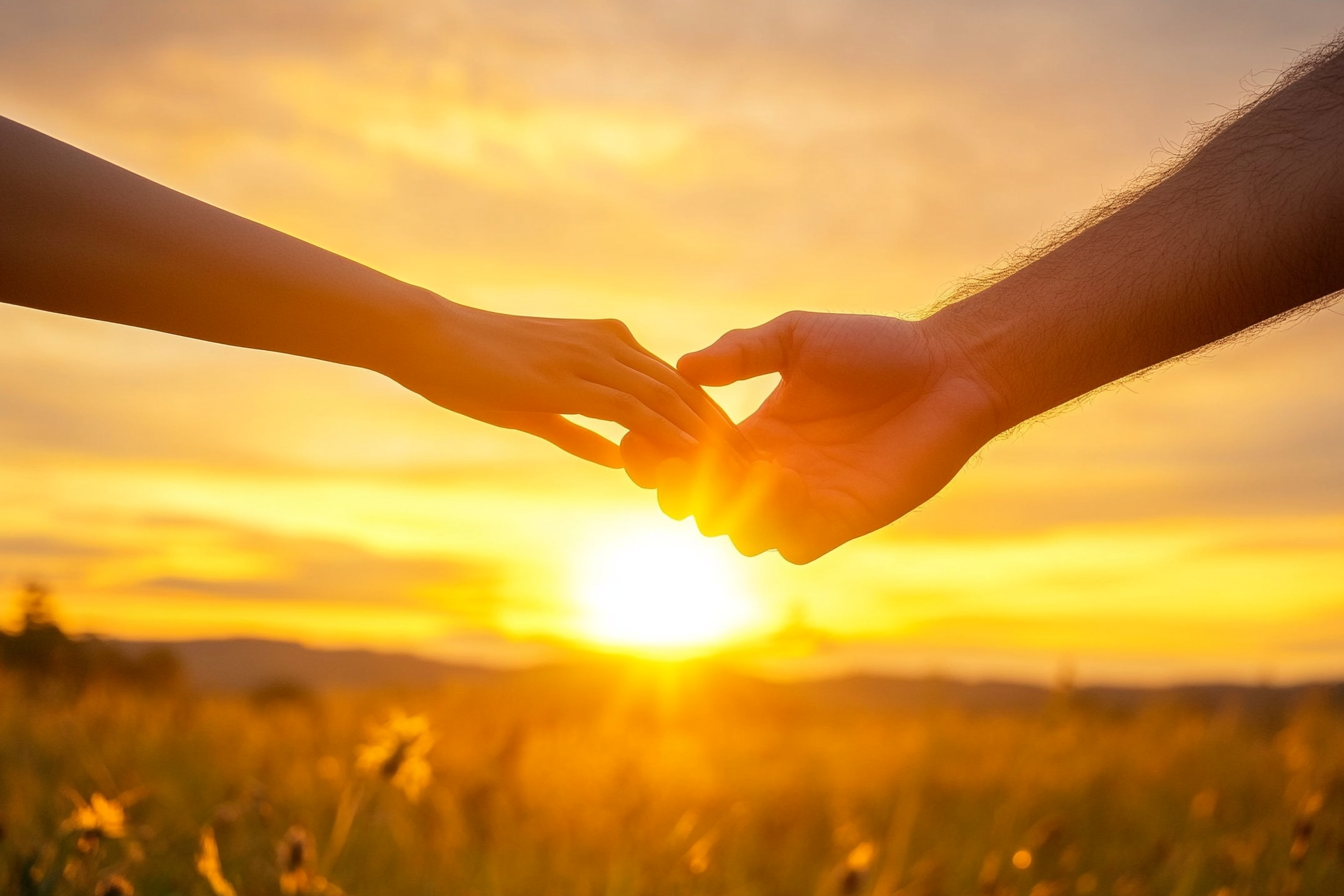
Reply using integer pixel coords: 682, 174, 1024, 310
1, 661, 1342, 896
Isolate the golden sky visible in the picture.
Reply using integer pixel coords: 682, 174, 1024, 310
2, 0, 1343, 683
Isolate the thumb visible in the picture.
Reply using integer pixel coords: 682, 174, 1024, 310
678, 313, 798, 386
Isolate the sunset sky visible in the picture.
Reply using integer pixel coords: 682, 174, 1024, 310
2, 0, 1343, 684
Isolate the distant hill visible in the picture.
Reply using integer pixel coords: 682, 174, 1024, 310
112, 637, 493, 691
796, 673, 1344, 715
108, 637, 1344, 716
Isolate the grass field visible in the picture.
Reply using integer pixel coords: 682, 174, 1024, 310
2, 662, 1342, 896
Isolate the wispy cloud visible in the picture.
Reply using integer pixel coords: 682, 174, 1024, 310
2, 0, 1342, 677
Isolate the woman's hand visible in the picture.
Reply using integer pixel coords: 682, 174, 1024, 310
392, 299, 740, 468
0, 116, 741, 470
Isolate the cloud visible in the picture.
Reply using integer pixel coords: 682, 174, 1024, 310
129, 524, 494, 610
2, 0, 1344, 674
5, 0, 1342, 467
0, 535, 109, 559
0, 511, 510, 632
6, 0, 1338, 312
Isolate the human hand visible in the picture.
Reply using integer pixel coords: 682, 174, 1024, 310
621, 311, 1005, 562
393, 300, 741, 468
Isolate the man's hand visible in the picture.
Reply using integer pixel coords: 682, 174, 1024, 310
629, 39, 1344, 562
622, 311, 1004, 563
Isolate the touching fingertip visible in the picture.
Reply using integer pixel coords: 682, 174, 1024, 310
694, 514, 725, 539
658, 493, 691, 521
729, 533, 771, 558
778, 539, 826, 565
676, 351, 714, 381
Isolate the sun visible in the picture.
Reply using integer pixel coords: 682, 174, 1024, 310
573, 523, 761, 657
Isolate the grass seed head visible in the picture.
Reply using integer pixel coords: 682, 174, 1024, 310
356, 710, 435, 802
278, 825, 316, 895
1290, 818, 1313, 863
686, 831, 715, 875
63, 792, 127, 852
94, 874, 135, 896
196, 825, 238, 896
846, 841, 875, 872
836, 840, 875, 895
1301, 791, 1325, 817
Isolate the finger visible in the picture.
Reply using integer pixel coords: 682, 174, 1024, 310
580, 383, 699, 454
677, 313, 799, 387
592, 318, 727, 445
618, 348, 757, 462
602, 356, 719, 447
619, 346, 716, 425
771, 472, 838, 565
656, 440, 754, 526
719, 461, 802, 556
729, 524, 775, 558
619, 430, 663, 489
777, 536, 832, 566
656, 457, 694, 520
715, 462, 812, 557
712, 460, 781, 551
506, 414, 623, 468
593, 317, 641, 348
688, 449, 752, 538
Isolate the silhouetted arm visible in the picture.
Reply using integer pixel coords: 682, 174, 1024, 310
0, 115, 727, 467
933, 39, 1344, 432
624, 37, 1344, 561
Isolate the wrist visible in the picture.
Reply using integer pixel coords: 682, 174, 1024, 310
920, 297, 1019, 437
364, 283, 465, 387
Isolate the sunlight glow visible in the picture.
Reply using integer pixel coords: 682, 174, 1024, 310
574, 525, 760, 656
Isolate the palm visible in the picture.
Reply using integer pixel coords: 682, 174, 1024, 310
734, 314, 992, 559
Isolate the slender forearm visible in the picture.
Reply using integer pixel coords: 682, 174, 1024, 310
931, 41, 1344, 431
0, 116, 744, 465
0, 116, 442, 378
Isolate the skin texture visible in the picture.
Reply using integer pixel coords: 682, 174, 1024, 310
0, 115, 732, 468
625, 36, 1344, 563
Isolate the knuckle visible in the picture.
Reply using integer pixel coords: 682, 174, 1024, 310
607, 390, 641, 416
646, 381, 679, 409
777, 310, 813, 341
596, 318, 634, 340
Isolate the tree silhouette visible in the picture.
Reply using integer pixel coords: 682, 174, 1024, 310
1, 581, 183, 694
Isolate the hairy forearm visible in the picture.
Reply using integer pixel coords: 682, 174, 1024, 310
931, 39, 1344, 432
0, 116, 444, 380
